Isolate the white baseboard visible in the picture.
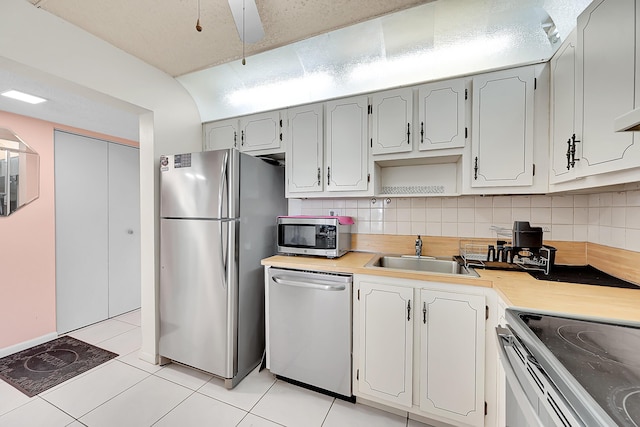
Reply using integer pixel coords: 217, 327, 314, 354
0, 332, 58, 358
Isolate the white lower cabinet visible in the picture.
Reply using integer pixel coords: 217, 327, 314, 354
354, 275, 488, 427
419, 288, 486, 426
357, 280, 414, 407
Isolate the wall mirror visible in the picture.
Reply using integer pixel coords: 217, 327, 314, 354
0, 127, 39, 216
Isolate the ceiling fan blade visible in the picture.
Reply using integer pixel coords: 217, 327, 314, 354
228, 0, 265, 43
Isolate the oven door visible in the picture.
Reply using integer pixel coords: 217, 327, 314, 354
496, 326, 584, 427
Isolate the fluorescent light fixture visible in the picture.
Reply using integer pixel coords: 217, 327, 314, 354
226, 72, 334, 110
1, 90, 47, 104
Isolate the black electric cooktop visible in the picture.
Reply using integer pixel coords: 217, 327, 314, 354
527, 265, 639, 289
520, 313, 640, 426
458, 256, 639, 289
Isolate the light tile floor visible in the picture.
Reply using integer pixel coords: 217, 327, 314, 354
0, 310, 433, 427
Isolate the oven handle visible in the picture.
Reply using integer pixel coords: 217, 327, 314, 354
272, 276, 347, 291
496, 326, 545, 427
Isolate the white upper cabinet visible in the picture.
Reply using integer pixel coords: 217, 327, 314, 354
417, 78, 467, 151
325, 96, 370, 192
203, 118, 239, 151
575, 0, 639, 176
471, 66, 535, 188
371, 88, 413, 155
549, 30, 578, 184
357, 280, 414, 408
419, 288, 485, 427
286, 104, 324, 195
239, 110, 284, 153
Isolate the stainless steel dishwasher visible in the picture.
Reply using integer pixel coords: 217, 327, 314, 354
267, 267, 353, 399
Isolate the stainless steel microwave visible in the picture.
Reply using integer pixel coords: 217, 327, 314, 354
277, 216, 353, 258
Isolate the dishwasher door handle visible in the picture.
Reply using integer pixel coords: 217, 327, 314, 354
272, 276, 347, 291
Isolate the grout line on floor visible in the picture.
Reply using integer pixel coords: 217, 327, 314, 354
149, 389, 198, 426
320, 398, 337, 426
59, 362, 154, 421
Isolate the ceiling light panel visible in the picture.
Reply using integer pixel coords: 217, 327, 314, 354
1, 90, 47, 104
179, 0, 592, 122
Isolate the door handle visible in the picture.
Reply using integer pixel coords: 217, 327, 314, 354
272, 276, 346, 291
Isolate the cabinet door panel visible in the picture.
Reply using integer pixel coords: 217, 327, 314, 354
371, 88, 412, 155
358, 282, 413, 407
326, 97, 369, 192
286, 104, 323, 194
471, 67, 534, 187
576, 0, 638, 175
240, 111, 281, 152
420, 289, 485, 426
418, 79, 466, 150
550, 32, 577, 184
204, 118, 238, 151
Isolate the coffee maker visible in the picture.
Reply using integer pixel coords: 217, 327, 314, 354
511, 221, 556, 274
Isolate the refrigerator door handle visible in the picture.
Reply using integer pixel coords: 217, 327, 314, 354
218, 150, 229, 219
219, 220, 227, 289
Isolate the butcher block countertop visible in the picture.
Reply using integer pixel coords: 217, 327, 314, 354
262, 251, 640, 323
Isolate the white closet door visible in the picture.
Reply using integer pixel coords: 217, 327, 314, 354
55, 131, 109, 334
108, 143, 140, 317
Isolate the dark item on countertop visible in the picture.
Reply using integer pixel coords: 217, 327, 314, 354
527, 264, 639, 289
512, 221, 543, 248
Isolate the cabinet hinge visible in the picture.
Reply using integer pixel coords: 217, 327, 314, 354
368, 104, 372, 114
357, 289, 360, 300
367, 173, 370, 183
485, 401, 488, 416
357, 369, 359, 380
486, 305, 489, 320
370, 138, 373, 148
279, 119, 282, 128
465, 127, 468, 139
534, 78, 537, 90
465, 89, 468, 100
532, 163, 536, 176
279, 133, 283, 141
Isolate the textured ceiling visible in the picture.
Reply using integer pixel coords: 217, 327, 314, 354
27, 0, 434, 77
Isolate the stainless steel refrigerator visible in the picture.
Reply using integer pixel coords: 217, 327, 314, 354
158, 149, 286, 388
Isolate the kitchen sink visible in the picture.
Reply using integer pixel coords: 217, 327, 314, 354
366, 255, 478, 276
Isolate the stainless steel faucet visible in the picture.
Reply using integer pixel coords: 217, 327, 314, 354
415, 235, 422, 257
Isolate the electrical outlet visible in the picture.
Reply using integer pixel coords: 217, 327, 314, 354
329, 209, 342, 216
543, 226, 551, 232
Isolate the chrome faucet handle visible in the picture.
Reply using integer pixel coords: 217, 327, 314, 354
415, 235, 423, 257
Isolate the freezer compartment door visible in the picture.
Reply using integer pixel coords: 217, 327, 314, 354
160, 150, 236, 219
159, 218, 237, 378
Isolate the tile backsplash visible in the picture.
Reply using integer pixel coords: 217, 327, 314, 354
288, 189, 640, 252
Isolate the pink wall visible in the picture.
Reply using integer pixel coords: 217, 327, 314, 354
0, 110, 137, 349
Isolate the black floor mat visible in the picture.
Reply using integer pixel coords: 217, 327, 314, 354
0, 336, 118, 397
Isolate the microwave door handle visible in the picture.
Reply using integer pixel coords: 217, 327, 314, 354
272, 276, 346, 291
496, 327, 545, 427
